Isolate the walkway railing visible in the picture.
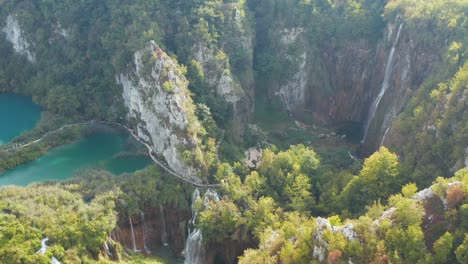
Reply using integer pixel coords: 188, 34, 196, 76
1, 121, 220, 188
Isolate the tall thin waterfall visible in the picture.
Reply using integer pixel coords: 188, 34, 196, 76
129, 216, 139, 252
380, 127, 390, 147
362, 23, 403, 144
184, 188, 208, 264
160, 205, 169, 246
140, 211, 150, 253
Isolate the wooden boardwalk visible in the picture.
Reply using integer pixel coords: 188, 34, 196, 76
1, 121, 220, 188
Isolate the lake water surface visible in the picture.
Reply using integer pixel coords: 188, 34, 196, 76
0, 93, 41, 145
0, 93, 152, 186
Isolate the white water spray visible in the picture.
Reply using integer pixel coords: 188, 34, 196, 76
36, 238, 49, 255
362, 23, 403, 144
140, 211, 150, 253
184, 188, 220, 264
184, 228, 205, 264
129, 216, 139, 252
160, 205, 169, 246
380, 127, 390, 147
36, 237, 62, 263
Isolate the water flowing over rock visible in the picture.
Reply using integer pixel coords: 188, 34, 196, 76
184, 228, 205, 264
140, 211, 150, 253
2, 15, 35, 62
159, 205, 169, 247
35, 237, 62, 263
380, 127, 390, 147
362, 23, 403, 144
118, 41, 203, 181
36, 238, 49, 255
185, 189, 204, 264
129, 216, 139, 252
184, 188, 220, 264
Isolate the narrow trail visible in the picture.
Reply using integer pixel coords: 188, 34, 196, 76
1, 121, 220, 188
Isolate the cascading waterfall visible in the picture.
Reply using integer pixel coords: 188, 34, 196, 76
36, 238, 49, 254
362, 23, 403, 144
204, 189, 220, 205
184, 229, 204, 264
184, 188, 221, 264
36, 237, 62, 263
140, 211, 150, 253
160, 205, 169, 246
129, 216, 139, 252
189, 188, 200, 225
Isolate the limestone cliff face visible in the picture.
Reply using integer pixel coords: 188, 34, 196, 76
2, 15, 35, 62
363, 20, 446, 153
118, 41, 204, 180
270, 17, 449, 155
270, 26, 376, 123
275, 27, 309, 114
192, 3, 254, 138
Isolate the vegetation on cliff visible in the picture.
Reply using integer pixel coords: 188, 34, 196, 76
0, 0, 467, 263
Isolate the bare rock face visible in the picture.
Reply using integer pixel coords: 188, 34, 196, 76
2, 15, 35, 62
362, 20, 443, 153
118, 41, 204, 181
276, 28, 309, 114
114, 206, 190, 259
191, 3, 254, 138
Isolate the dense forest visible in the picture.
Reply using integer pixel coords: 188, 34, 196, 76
0, 0, 467, 263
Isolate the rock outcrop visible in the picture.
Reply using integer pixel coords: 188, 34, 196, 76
2, 15, 35, 62
118, 41, 204, 180
191, 3, 254, 138
113, 205, 190, 260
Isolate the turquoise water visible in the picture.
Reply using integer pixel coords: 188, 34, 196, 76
0, 132, 153, 186
0, 93, 41, 145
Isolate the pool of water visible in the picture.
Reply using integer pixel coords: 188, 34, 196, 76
0, 93, 41, 144
0, 132, 153, 186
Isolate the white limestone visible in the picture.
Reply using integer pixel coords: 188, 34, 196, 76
276, 51, 308, 111
119, 41, 201, 179
412, 186, 436, 201
2, 15, 35, 62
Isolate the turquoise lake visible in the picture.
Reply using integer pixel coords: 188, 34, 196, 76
0, 93, 41, 145
0, 93, 153, 186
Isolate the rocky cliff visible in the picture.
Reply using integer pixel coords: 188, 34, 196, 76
118, 41, 205, 181
191, 2, 255, 138
2, 14, 35, 63
114, 205, 190, 260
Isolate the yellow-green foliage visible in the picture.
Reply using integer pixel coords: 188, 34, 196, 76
0, 184, 117, 263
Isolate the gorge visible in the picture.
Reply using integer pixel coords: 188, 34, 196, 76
0, 0, 466, 263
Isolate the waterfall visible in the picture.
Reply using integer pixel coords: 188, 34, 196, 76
36, 238, 49, 254
362, 23, 403, 144
189, 188, 200, 225
36, 237, 62, 263
380, 127, 390, 147
204, 189, 220, 206
160, 205, 169, 246
183, 188, 220, 264
104, 241, 113, 257
184, 188, 204, 264
140, 211, 150, 253
184, 228, 205, 264
129, 216, 139, 252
